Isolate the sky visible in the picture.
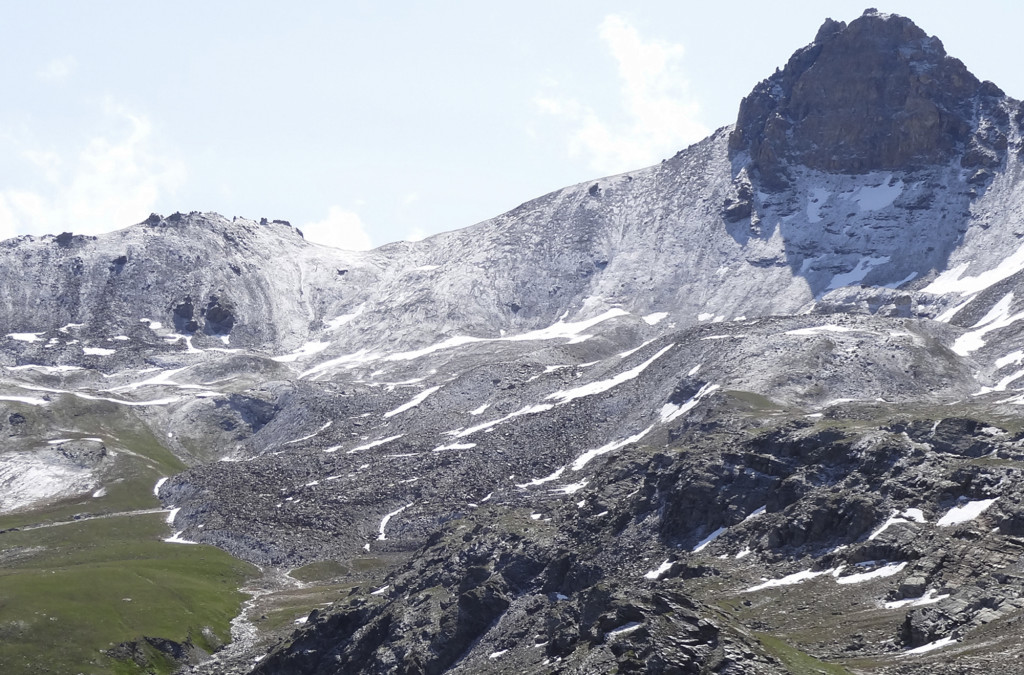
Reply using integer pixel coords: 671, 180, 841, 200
1, 1, 1022, 250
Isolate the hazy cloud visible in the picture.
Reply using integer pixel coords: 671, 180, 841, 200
405, 226, 427, 242
301, 206, 374, 251
537, 15, 708, 173
0, 104, 185, 239
37, 56, 77, 82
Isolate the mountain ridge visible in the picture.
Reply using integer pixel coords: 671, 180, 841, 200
6, 9, 1024, 675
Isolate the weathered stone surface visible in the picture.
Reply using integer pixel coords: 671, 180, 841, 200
729, 10, 1002, 190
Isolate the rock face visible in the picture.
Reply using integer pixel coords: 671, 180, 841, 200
729, 9, 1006, 190
10, 9, 1024, 675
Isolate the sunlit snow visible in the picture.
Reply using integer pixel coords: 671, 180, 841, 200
285, 421, 333, 445
164, 531, 199, 545
456, 403, 554, 438
326, 434, 404, 454
693, 527, 727, 553
744, 568, 837, 592
272, 341, 332, 363
377, 503, 412, 540
826, 256, 890, 291
0, 395, 49, 406
835, 561, 906, 584
786, 324, 853, 336
383, 386, 441, 418
326, 303, 365, 330
936, 498, 997, 526
516, 467, 565, 488
923, 240, 1024, 296
430, 442, 477, 453
884, 588, 950, 609
660, 383, 720, 424
546, 344, 673, 405
869, 508, 927, 540
570, 426, 653, 471
7, 332, 43, 342
952, 292, 1024, 356
905, 635, 956, 655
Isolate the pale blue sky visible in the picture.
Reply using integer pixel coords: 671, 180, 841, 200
0, 2, 1020, 248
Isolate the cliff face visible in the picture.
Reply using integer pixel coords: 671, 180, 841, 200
0, 213, 374, 350
729, 10, 1008, 190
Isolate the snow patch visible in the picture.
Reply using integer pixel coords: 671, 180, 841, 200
546, 344, 673, 405
923, 240, 1024, 296
607, 622, 642, 637
806, 187, 830, 222
884, 589, 950, 610
385, 336, 485, 362
936, 498, 997, 527
952, 292, 1024, 356
0, 452, 97, 513
326, 304, 365, 330
300, 349, 379, 379
557, 479, 588, 495
327, 434, 404, 454
835, 561, 906, 585
660, 383, 719, 424
826, 256, 890, 291
785, 324, 853, 336
570, 426, 654, 471
744, 568, 837, 592
83, 347, 116, 356
869, 508, 927, 540
272, 341, 332, 363
377, 503, 412, 540
431, 442, 477, 453
163, 532, 199, 545
285, 421, 333, 445
505, 308, 629, 343
456, 403, 554, 438
693, 527, 727, 553
743, 506, 767, 522
383, 386, 441, 418
0, 395, 49, 406
516, 467, 565, 488
8, 332, 43, 342
905, 635, 956, 655
853, 178, 902, 211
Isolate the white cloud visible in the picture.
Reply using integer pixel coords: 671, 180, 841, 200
301, 206, 374, 250
537, 15, 708, 174
0, 104, 185, 239
37, 56, 77, 82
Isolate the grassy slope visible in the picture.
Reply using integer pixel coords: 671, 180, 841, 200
0, 401, 258, 674
0, 513, 258, 674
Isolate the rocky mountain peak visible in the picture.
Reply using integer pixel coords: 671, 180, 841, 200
729, 10, 1007, 190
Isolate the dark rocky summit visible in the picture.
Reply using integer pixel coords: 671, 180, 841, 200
7, 9, 1024, 675
729, 9, 1006, 190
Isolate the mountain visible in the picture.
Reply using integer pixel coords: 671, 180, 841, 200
5, 8, 1024, 674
